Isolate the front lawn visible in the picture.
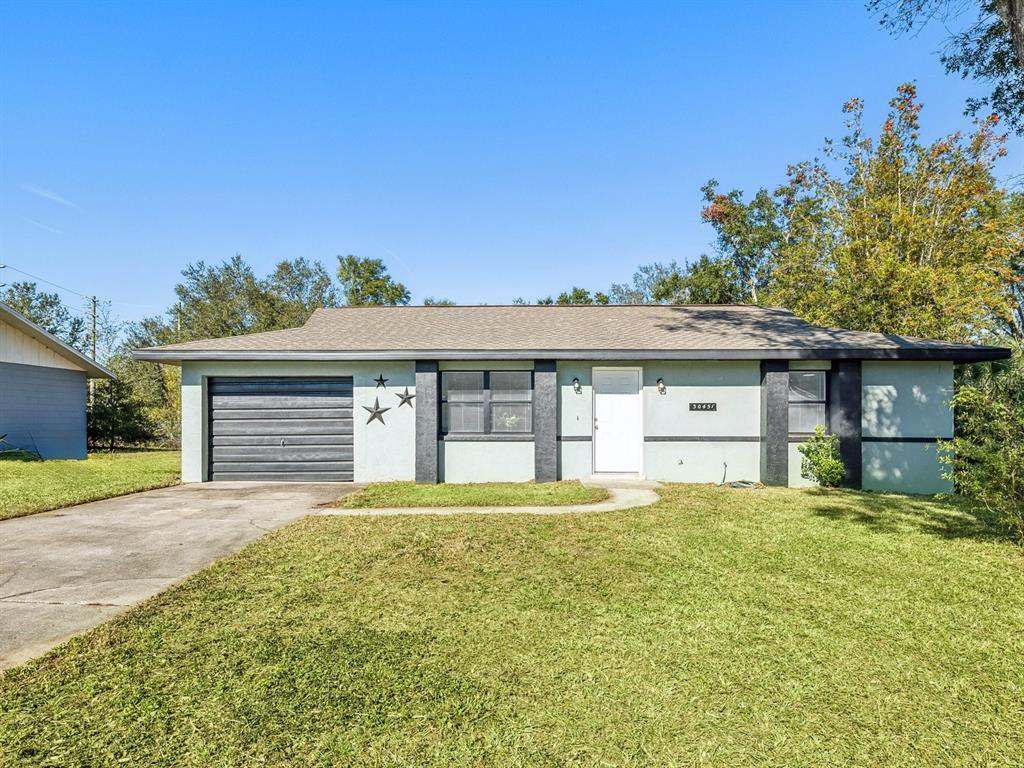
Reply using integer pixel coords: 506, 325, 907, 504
338, 479, 609, 508
0, 450, 180, 521
1, 485, 1022, 766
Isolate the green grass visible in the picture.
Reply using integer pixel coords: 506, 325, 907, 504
2, 485, 1022, 766
0, 450, 180, 520
338, 480, 609, 508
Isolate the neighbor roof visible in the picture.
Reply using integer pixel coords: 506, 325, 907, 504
132, 305, 1010, 363
1, 300, 113, 378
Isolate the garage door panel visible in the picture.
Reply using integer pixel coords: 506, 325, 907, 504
209, 399, 354, 411
211, 407, 352, 421
212, 471, 352, 482
213, 461, 353, 474
212, 434, 353, 447
212, 419, 353, 436
209, 379, 352, 395
208, 377, 354, 482
212, 446, 354, 462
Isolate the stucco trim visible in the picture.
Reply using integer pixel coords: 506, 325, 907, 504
862, 436, 949, 443
645, 435, 761, 442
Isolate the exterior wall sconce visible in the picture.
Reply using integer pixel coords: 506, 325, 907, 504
572, 377, 582, 394
656, 377, 667, 394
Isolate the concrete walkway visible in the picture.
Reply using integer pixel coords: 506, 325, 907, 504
0, 482, 347, 670
321, 479, 661, 517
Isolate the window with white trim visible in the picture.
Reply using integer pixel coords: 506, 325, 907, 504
441, 371, 533, 435
788, 370, 828, 435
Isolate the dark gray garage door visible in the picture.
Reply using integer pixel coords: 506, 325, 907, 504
209, 377, 354, 482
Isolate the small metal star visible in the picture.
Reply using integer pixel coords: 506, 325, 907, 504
363, 397, 391, 425
374, 373, 389, 388
396, 387, 415, 408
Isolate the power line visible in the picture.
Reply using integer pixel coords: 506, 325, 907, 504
0, 263, 89, 298
0, 262, 166, 310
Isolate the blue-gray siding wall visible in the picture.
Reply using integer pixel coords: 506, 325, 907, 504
0, 361, 88, 458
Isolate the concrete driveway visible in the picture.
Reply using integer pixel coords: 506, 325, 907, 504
0, 482, 351, 669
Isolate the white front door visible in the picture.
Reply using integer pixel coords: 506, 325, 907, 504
592, 367, 643, 474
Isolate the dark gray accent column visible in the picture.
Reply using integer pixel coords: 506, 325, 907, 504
829, 360, 863, 489
415, 361, 439, 484
760, 361, 789, 486
533, 360, 558, 482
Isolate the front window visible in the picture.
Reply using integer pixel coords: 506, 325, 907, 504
441, 371, 533, 435
788, 370, 827, 435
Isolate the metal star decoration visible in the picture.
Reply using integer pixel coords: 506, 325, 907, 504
396, 387, 415, 408
363, 397, 391, 425
374, 373, 389, 388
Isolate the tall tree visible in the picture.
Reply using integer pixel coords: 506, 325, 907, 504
869, 0, 1024, 133
608, 262, 681, 304
703, 84, 1022, 342
699, 184, 782, 303
173, 255, 275, 340
651, 255, 744, 304
2, 282, 88, 351
264, 258, 340, 327
336, 255, 410, 306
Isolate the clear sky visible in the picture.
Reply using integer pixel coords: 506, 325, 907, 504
2, 0, 1021, 323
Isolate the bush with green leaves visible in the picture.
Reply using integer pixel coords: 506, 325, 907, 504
942, 344, 1024, 543
797, 425, 845, 487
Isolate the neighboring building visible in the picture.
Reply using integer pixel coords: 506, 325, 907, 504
0, 301, 113, 458
133, 305, 1010, 493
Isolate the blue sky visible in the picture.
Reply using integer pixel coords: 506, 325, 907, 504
2, 0, 1021, 323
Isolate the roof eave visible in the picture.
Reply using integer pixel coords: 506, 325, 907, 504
1, 301, 114, 378
132, 345, 1012, 364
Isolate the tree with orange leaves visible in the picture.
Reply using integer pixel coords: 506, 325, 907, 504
701, 83, 1023, 344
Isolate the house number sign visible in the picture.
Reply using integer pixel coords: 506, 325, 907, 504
689, 402, 717, 412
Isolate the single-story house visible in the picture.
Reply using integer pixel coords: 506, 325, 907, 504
1, 300, 113, 458
133, 304, 1010, 493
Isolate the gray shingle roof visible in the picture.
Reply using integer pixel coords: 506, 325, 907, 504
133, 304, 1011, 363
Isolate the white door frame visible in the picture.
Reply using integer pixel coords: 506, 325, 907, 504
591, 366, 644, 476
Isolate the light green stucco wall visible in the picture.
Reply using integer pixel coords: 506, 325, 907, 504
862, 361, 954, 439
863, 441, 950, 494
439, 441, 535, 483
788, 441, 815, 488
645, 441, 760, 484
180, 361, 415, 483
861, 361, 953, 494
556, 360, 761, 481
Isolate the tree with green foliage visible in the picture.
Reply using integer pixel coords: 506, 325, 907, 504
2, 282, 88, 351
651, 255, 744, 304
88, 376, 157, 451
336, 255, 410, 306
423, 297, 456, 306
941, 343, 1024, 541
870, 0, 1024, 134
608, 262, 681, 304
264, 257, 340, 327
702, 84, 1022, 343
699, 183, 781, 303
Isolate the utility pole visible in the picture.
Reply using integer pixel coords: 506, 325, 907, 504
91, 296, 97, 360
89, 296, 97, 405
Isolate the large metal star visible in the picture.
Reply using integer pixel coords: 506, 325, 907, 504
396, 387, 415, 408
363, 397, 391, 425
374, 373, 389, 388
